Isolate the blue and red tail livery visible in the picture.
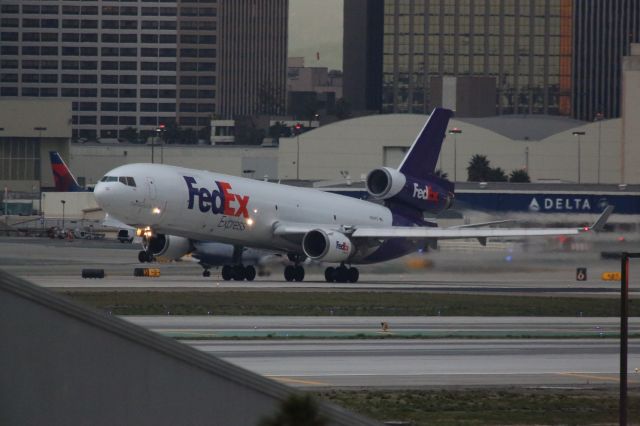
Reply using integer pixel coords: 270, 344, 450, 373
49, 151, 84, 192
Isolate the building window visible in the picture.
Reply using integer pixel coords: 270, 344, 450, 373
0, 139, 40, 180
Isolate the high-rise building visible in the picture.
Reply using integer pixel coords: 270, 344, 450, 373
343, 0, 640, 120
572, 0, 640, 121
217, 0, 288, 119
0, 1, 287, 142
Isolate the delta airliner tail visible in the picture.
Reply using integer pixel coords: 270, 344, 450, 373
49, 151, 84, 192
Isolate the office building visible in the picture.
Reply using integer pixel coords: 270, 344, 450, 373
344, 0, 640, 119
0, 1, 287, 142
572, 0, 640, 120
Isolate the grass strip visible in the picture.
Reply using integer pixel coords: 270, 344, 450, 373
316, 388, 640, 426
60, 290, 640, 317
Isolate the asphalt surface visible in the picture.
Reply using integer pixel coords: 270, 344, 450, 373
4, 235, 640, 389
183, 338, 640, 389
126, 315, 640, 339
0, 236, 637, 296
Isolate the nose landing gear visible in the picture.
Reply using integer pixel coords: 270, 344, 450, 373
138, 250, 154, 263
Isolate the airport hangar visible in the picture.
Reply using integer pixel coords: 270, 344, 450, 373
3, 101, 640, 225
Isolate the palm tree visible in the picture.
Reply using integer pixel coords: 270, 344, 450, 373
467, 154, 491, 181
259, 394, 327, 426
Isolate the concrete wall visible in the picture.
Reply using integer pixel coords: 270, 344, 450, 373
70, 144, 279, 186
0, 99, 71, 138
623, 44, 640, 184
0, 99, 72, 191
42, 191, 98, 219
0, 271, 376, 426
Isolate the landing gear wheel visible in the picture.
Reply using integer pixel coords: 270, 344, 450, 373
284, 265, 295, 282
202, 270, 211, 278
348, 267, 359, 283
324, 267, 335, 283
138, 251, 148, 263
233, 265, 245, 281
293, 265, 305, 282
244, 265, 256, 281
335, 266, 348, 283
221, 265, 232, 281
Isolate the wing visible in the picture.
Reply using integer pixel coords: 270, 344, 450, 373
273, 206, 614, 243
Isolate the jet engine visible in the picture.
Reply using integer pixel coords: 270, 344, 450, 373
143, 233, 193, 261
366, 167, 406, 199
302, 229, 354, 263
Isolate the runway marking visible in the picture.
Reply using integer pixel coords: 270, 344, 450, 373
557, 372, 638, 384
266, 376, 330, 386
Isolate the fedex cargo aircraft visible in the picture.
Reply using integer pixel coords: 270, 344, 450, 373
94, 108, 612, 283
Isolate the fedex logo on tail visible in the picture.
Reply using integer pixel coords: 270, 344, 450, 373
184, 176, 249, 218
336, 241, 350, 252
412, 182, 439, 201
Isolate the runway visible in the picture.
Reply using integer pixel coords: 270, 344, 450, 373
3, 236, 639, 390
0, 236, 636, 296
117, 316, 640, 388
183, 338, 640, 389
126, 315, 640, 339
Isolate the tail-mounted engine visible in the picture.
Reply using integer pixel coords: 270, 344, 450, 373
302, 229, 354, 263
366, 167, 406, 199
366, 167, 454, 215
143, 233, 193, 262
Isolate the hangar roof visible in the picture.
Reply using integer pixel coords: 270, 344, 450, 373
459, 115, 588, 141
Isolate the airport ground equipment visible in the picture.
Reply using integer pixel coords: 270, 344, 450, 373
81, 269, 105, 279
133, 268, 160, 277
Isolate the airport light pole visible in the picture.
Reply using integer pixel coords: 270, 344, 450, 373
449, 128, 462, 182
595, 113, 604, 184
34, 126, 47, 217
572, 131, 585, 183
60, 199, 66, 230
154, 124, 165, 164
294, 123, 302, 180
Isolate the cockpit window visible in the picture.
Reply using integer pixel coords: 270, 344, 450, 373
100, 175, 136, 186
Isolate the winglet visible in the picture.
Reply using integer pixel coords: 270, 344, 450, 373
587, 205, 614, 232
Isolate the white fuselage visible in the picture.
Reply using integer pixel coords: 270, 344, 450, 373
94, 164, 393, 260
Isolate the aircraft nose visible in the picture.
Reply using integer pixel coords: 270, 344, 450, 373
93, 182, 112, 208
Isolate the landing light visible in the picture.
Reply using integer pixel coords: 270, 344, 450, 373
138, 226, 153, 238
246, 218, 254, 226
253, 208, 258, 214
152, 207, 162, 215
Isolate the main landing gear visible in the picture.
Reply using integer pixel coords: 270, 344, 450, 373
283, 264, 305, 282
324, 264, 359, 283
220, 264, 256, 281
283, 253, 305, 282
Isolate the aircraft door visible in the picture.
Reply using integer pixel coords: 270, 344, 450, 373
146, 177, 157, 200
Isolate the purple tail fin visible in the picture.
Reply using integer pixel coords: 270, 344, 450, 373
398, 108, 453, 180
